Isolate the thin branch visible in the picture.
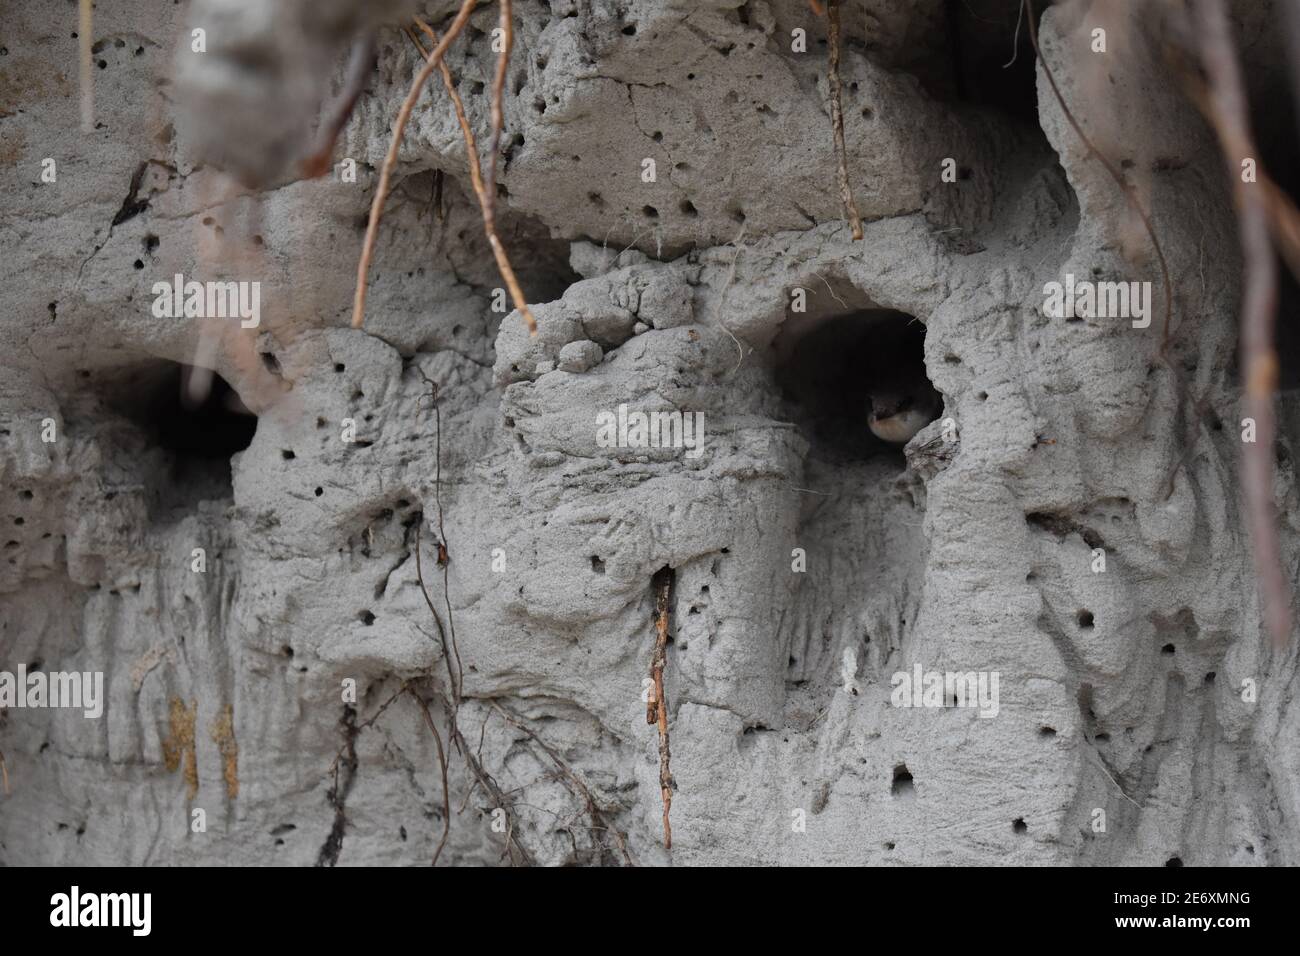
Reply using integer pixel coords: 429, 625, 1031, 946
409, 14, 538, 336
414, 366, 464, 709
416, 521, 462, 723
1003, 0, 1026, 70
450, 715, 536, 866
712, 225, 749, 374
326, 682, 408, 776
484, 2, 538, 333
1193, 0, 1290, 650
352, 0, 479, 329
411, 368, 465, 761
826, 1, 863, 240
408, 688, 453, 865
456, 710, 492, 812
1169, 51, 1300, 287
0, 748, 9, 795
409, 19, 484, 200
484, 0, 512, 214
1087, 750, 1143, 810
1260, 175, 1300, 282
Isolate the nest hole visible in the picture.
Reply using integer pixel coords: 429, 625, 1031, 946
891, 763, 915, 797
100, 361, 256, 514
775, 308, 938, 465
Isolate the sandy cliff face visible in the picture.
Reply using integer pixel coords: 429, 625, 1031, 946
1, 0, 1297, 866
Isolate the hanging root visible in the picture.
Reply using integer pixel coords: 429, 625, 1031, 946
409, 13, 537, 334
352, 0, 478, 330
356, 2, 537, 334
490, 702, 633, 865
1259, 175, 1300, 281
0, 748, 9, 795
321, 681, 457, 865
825, 1, 863, 240
408, 688, 453, 865
454, 712, 536, 866
649, 567, 675, 848
413, 366, 463, 719
1192, 0, 1289, 650
482, 0, 537, 333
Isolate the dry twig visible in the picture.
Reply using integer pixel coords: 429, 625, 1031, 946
414, 367, 464, 712
451, 715, 536, 866
1169, 51, 1300, 288
352, 0, 479, 329
1193, 0, 1290, 649
490, 702, 633, 865
416, 517, 464, 734
408, 688, 453, 865
1260, 175, 1300, 282
407, 11, 538, 334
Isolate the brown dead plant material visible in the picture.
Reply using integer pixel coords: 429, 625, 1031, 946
824, 1, 863, 240
1259, 175, 1300, 283
1192, 0, 1290, 650
806, 0, 861, 239
479, 1, 537, 333
321, 680, 456, 865
413, 367, 464, 717
316, 361, 545, 866
649, 567, 675, 848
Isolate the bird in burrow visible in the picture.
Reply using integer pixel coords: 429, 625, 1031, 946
867, 385, 942, 445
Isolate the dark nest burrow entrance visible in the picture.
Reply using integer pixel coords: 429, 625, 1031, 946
775, 309, 940, 467
99, 360, 257, 513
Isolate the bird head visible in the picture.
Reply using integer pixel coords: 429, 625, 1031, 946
867, 389, 937, 445
868, 392, 914, 423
